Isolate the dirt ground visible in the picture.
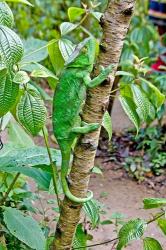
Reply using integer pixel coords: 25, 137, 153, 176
89, 162, 166, 250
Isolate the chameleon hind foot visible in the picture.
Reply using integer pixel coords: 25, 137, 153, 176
72, 122, 100, 134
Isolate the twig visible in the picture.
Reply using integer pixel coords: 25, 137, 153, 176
42, 128, 61, 209
0, 173, 20, 205
72, 237, 118, 249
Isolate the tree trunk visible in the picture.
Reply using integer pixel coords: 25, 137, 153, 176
52, 0, 136, 249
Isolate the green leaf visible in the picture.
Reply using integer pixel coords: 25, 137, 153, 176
21, 37, 48, 68
116, 71, 134, 77
8, 121, 34, 148
0, 72, 19, 117
59, 38, 76, 61
117, 219, 147, 250
91, 11, 102, 21
0, 25, 23, 66
4, 0, 33, 6
158, 218, 166, 236
3, 207, 45, 250
13, 71, 30, 85
60, 22, 78, 36
48, 39, 64, 75
17, 89, 47, 136
68, 7, 86, 22
0, 2, 14, 27
31, 64, 58, 81
73, 224, 88, 249
143, 237, 163, 250
0, 243, 7, 250
140, 78, 165, 109
0, 145, 61, 190
102, 111, 112, 141
119, 96, 140, 133
92, 166, 103, 175
84, 199, 100, 229
131, 84, 150, 122
143, 198, 166, 209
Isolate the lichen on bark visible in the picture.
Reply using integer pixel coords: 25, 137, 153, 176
52, 1, 136, 249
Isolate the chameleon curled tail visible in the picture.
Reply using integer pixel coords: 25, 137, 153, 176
61, 148, 93, 203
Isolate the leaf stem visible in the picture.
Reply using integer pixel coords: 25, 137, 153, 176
72, 237, 118, 249
42, 128, 61, 209
147, 211, 165, 224
0, 173, 20, 206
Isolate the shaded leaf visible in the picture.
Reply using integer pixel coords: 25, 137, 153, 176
3, 207, 45, 250
73, 224, 88, 250
8, 121, 34, 148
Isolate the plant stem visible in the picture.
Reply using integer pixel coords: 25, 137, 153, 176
147, 211, 165, 224
72, 237, 118, 249
42, 128, 61, 209
0, 173, 20, 205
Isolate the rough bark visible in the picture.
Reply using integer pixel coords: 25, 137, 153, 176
52, 0, 136, 249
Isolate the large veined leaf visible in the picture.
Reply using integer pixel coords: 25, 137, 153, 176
143, 237, 163, 250
143, 198, 166, 209
158, 219, 166, 236
102, 111, 112, 141
0, 2, 14, 27
3, 207, 46, 250
48, 39, 65, 75
117, 219, 147, 250
0, 145, 61, 189
0, 72, 19, 117
131, 84, 150, 122
17, 89, 47, 136
0, 25, 23, 66
59, 38, 76, 62
83, 199, 100, 229
119, 96, 140, 133
20, 37, 48, 70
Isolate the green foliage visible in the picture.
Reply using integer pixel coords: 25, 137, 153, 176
143, 237, 163, 250
102, 111, 112, 141
3, 207, 46, 250
158, 219, 166, 236
17, 88, 47, 136
143, 198, 166, 209
117, 219, 147, 250
83, 199, 101, 229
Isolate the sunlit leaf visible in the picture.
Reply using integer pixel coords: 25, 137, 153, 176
143, 237, 163, 250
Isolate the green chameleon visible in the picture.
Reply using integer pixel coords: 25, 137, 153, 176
53, 38, 113, 203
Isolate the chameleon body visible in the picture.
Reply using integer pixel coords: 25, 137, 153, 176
53, 38, 113, 203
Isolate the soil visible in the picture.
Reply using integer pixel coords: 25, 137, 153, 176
88, 158, 166, 250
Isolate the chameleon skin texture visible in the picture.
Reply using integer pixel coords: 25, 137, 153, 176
53, 39, 113, 203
